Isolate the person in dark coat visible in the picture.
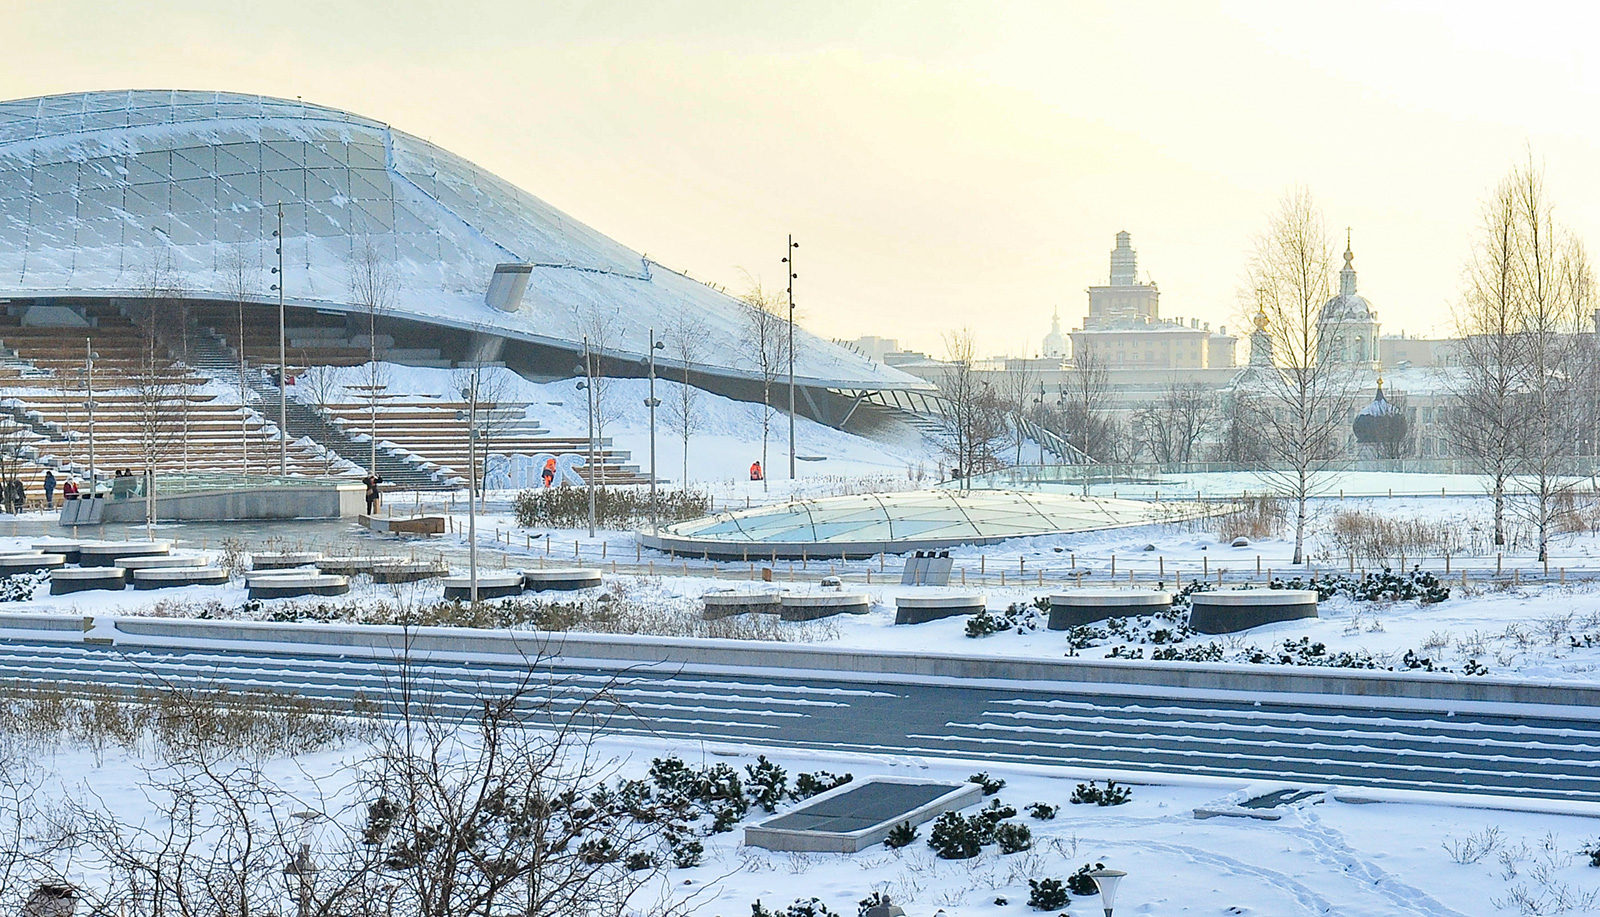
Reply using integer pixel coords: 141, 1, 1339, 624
42, 470, 55, 510
7, 478, 23, 514
363, 472, 384, 515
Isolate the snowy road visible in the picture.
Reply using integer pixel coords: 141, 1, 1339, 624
4, 634, 1599, 804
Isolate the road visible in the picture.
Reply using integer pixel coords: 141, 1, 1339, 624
4, 631, 1599, 803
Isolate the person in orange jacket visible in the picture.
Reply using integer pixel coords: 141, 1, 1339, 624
749, 461, 763, 481
542, 457, 557, 488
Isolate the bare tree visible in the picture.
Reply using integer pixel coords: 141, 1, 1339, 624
935, 329, 1006, 486
578, 305, 623, 480
454, 364, 516, 510
300, 363, 347, 475
134, 253, 188, 532
1241, 188, 1355, 565
221, 248, 259, 473
665, 312, 707, 487
1133, 377, 1216, 465
1052, 339, 1117, 464
1505, 162, 1592, 562
349, 235, 396, 476
998, 359, 1040, 465
740, 279, 789, 491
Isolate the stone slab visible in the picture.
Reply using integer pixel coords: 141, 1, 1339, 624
77, 541, 170, 566
1048, 589, 1173, 629
442, 574, 525, 601
370, 562, 449, 584
745, 778, 983, 853
251, 551, 324, 570
132, 567, 231, 589
49, 567, 126, 594
778, 593, 871, 621
523, 568, 603, 591
894, 593, 987, 625
1189, 589, 1318, 634
702, 592, 782, 619
247, 574, 351, 600
0, 553, 65, 574
114, 554, 207, 570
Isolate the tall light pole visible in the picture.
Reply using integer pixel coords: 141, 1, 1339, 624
462, 369, 481, 611
271, 202, 287, 476
84, 339, 95, 491
576, 337, 596, 538
783, 235, 798, 479
645, 329, 664, 534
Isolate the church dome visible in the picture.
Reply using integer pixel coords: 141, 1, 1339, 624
1353, 380, 1407, 446
1319, 238, 1377, 325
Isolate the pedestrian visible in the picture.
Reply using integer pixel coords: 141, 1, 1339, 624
42, 469, 55, 510
6, 478, 21, 514
12, 478, 24, 514
363, 472, 384, 515
749, 461, 763, 482
62, 478, 78, 501
542, 456, 557, 488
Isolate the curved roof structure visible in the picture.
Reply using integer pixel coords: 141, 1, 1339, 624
640, 489, 1218, 559
0, 90, 926, 391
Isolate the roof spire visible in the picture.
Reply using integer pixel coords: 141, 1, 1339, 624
1340, 227, 1357, 297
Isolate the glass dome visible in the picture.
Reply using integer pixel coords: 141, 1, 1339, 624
640, 489, 1216, 559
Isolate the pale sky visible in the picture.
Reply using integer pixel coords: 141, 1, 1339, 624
4, 1, 1600, 357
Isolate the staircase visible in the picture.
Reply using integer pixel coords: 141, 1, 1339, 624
184, 325, 448, 489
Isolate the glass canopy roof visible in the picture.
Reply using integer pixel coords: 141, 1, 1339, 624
640, 489, 1219, 559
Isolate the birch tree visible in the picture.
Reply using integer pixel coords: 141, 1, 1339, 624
1241, 189, 1355, 565
665, 313, 707, 486
740, 281, 789, 491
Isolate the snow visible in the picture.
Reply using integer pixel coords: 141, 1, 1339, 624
14, 730, 1600, 916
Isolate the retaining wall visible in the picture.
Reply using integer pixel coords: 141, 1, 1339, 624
83, 615, 1600, 711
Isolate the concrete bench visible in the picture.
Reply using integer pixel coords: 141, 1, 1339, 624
77, 540, 170, 567
246, 573, 351, 600
316, 557, 388, 575
250, 551, 324, 570
702, 592, 781, 620
442, 573, 525, 601
779, 593, 871, 621
31, 540, 80, 564
894, 593, 987, 625
49, 567, 125, 594
114, 554, 208, 570
1189, 589, 1319, 634
522, 568, 603, 592
1049, 589, 1173, 629
0, 552, 66, 575
132, 567, 231, 589
370, 561, 449, 584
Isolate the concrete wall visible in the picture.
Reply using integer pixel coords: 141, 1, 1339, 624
100, 482, 363, 523
99, 616, 1600, 712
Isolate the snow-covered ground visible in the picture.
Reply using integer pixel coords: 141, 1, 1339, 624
15, 732, 1600, 917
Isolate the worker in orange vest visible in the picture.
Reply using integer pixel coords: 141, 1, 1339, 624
749, 461, 763, 481
542, 456, 557, 488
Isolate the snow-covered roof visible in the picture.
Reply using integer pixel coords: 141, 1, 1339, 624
0, 90, 929, 392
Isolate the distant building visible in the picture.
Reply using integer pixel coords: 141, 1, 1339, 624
1041, 308, 1067, 358
1066, 231, 1235, 370
850, 336, 902, 362
1317, 234, 1381, 370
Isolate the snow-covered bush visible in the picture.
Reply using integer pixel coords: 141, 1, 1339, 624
1067, 862, 1107, 896
968, 771, 1006, 795
928, 810, 984, 860
1027, 877, 1070, 910
883, 821, 917, 849
993, 821, 1033, 853
1026, 802, 1058, 820
1070, 780, 1131, 807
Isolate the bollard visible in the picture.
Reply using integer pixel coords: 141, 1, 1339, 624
867, 570, 872, 584
1444, 554, 1450, 575
1216, 569, 1222, 587
545, 537, 550, 556
1037, 571, 1043, 587
602, 542, 608, 559
980, 555, 986, 574
649, 560, 655, 575
1128, 570, 1134, 585
1159, 556, 1165, 576
1496, 553, 1502, 575
1110, 555, 1116, 577
1514, 568, 1520, 586
637, 542, 642, 562
1561, 568, 1567, 585
1203, 555, 1208, 576
1000, 571, 1006, 586
1019, 556, 1025, 574
961, 568, 966, 586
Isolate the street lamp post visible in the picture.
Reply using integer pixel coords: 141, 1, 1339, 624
283, 811, 320, 917
460, 370, 482, 611
84, 338, 96, 492
1086, 866, 1127, 917
576, 337, 596, 538
783, 235, 797, 480
645, 329, 664, 533
271, 203, 287, 476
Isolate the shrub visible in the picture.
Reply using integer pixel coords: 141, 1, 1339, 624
794, 770, 852, 800
745, 755, 788, 812
1027, 878, 1070, 910
884, 821, 917, 849
513, 485, 710, 530
1070, 780, 1131, 807
993, 821, 1033, 854
624, 850, 659, 871
668, 834, 704, 869
1067, 862, 1106, 896
0, 572, 44, 602
750, 898, 839, 917
975, 798, 1017, 841
928, 811, 984, 860
1026, 802, 1058, 820
968, 771, 1007, 795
